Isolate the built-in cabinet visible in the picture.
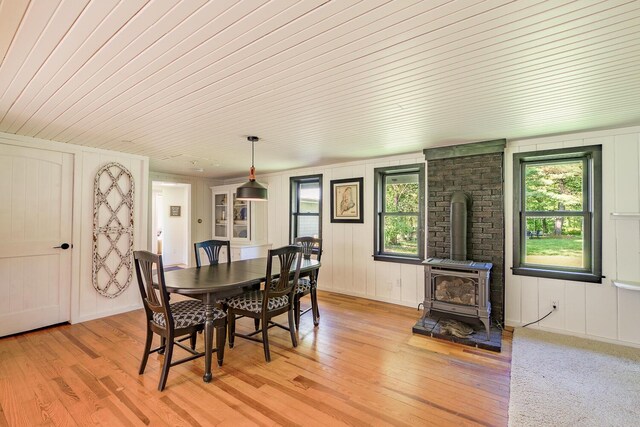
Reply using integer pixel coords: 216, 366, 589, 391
213, 190, 250, 241
211, 184, 270, 261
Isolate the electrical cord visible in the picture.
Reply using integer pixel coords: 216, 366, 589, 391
522, 308, 555, 328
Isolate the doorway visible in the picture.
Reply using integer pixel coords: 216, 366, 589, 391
151, 182, 191, 267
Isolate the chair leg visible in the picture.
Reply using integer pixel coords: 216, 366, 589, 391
216, 322, 226, 367
288, 309, 298, 348
158, 334, 174, 391
254, 318, 260, 331
261, 317, 271, 362
189, 332, 197, 350
311, 288, 320, 326
159, 336, 166, 354
228, 313, 235, 349
294, 296, 301, 330
139, 327, 153, 375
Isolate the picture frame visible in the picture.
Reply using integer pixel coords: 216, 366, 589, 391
330, 177, 364, 223
169, 205, 181, 217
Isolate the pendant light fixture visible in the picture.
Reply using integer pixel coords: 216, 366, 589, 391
236, 136, 268, 201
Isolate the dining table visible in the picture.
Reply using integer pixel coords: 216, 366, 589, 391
162, 256, 321, 382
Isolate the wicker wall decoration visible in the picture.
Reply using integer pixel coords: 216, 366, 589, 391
92, 162, 135, 298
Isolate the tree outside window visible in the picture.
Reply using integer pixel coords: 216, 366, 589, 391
374, 164, 425, 263
513, 146, 602, 283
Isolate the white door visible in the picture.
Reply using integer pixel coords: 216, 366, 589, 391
0, 143, 73, 336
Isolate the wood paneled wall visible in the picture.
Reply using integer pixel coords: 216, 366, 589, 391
256, 153, 427, 309
505, 126, 640, 347
77, 151, 148, 322
0, 131, 150, 325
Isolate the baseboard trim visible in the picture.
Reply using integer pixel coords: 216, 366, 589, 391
505, 321, 640, 349
318, 287, 420, 309
74, 303, 143, 324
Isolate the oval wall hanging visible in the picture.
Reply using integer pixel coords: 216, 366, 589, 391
92, 162, 135, 298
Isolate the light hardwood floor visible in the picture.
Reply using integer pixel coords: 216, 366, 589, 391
0, 292, 512, 426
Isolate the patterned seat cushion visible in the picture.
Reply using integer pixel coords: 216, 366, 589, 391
226, 290, 289, 313
295, 278, 314, 294
152, 299, 225, 329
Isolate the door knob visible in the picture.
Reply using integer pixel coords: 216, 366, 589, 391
54, 243, 72, 250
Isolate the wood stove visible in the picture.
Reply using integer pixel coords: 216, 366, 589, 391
421, 258, 492, 340
417, 190, 493, 340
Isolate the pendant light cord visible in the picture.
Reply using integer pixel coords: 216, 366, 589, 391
247, 136, 259, 180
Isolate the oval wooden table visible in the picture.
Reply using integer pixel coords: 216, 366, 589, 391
163, 257, 320, 382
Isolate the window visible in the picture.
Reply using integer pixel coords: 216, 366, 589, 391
290, 174, 322, 241
512, 146, 602, 282
374, 164, 425, 263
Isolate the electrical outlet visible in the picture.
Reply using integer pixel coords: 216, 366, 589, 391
552, 300, 559, 310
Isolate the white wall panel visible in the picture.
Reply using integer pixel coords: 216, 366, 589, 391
613, 134, 639, 212
504, 271, 521, 325
563, 281, 586, 334
505, 127, 640, 347
538, 279, 564, 330
615, 221, 640, 282
618, 289, 640, 344
259, 153, 425, 308
520, 276, 539, 325
0, 131, 149, 325
400, 264, 418, 304
331, 224, 347, 291
80, 152, 148, 321
600, 136, 617, 283
585, 283, 618, 340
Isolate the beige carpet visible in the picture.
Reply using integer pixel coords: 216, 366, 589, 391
509, 328, 640, 426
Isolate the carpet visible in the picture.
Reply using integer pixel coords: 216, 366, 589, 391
163, 265, 184, 272
509, 328, 640, 426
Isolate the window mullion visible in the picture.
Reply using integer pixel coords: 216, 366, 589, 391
524, 211, 586, 217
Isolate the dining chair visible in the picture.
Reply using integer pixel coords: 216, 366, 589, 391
293, 237, 322, 329
134, 250, 226, 391
194, 239, 231, 267
226, 245, 302, 362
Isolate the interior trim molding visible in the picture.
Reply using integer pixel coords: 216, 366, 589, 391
423, 139, 506, 161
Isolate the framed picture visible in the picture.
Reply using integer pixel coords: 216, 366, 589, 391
330, 177, 364, 223
169, 205, 181, 217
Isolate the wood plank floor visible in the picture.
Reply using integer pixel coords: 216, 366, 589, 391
0, 292, 512, 426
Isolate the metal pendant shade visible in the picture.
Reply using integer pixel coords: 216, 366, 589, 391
236, 136, 268, 201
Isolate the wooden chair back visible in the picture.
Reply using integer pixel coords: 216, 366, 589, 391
194, 239, 231, 267
263, 245, 302, 307
134, 250, 173, 330
294, 236, 322, 279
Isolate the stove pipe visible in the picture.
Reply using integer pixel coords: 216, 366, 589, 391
450, 191, 469, 261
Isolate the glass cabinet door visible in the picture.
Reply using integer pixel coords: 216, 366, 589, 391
214, 193, 228, 238
232, 193, 250, 240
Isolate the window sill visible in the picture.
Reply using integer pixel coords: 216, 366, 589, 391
512, 266, 602, 283
373, 255, 423, 265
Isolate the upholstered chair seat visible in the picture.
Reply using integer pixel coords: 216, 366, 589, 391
226, 290, 289, 313
295, 278, 313, 294
152, 300, 225, 329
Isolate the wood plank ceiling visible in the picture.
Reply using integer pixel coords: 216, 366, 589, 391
1, 0, 639, 178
